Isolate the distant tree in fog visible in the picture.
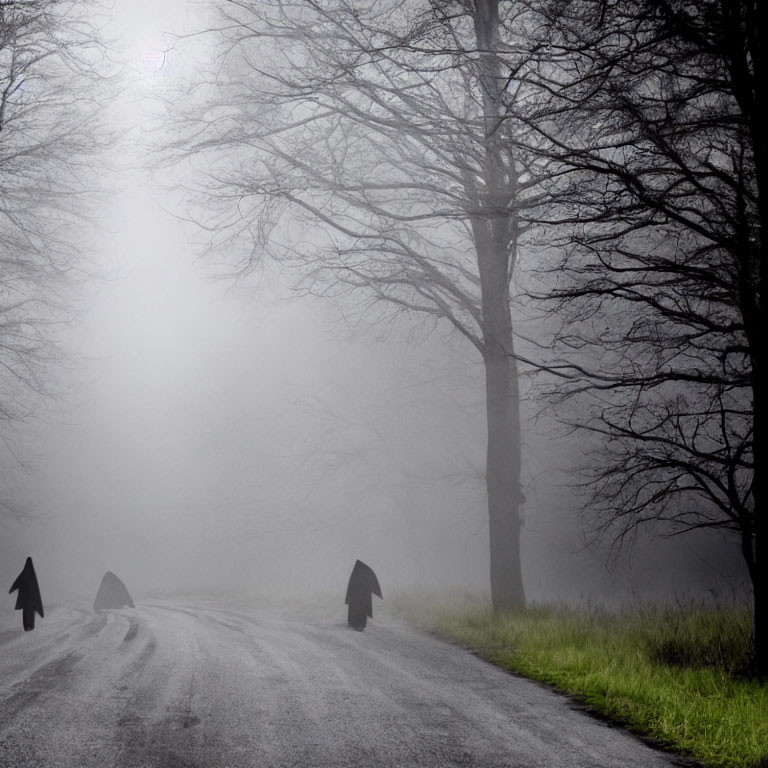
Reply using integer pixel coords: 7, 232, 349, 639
532, 0, 766, 674
0, 0, 113, 514
164, 0, 562, 610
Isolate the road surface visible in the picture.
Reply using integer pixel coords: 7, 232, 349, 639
0, 599, 684, 767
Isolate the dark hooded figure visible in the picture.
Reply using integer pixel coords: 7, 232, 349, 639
9, 557, 44, 631
93, 571, 135, 611
345, 559, 382, 631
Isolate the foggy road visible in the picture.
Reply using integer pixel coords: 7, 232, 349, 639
0, 601, 681, 768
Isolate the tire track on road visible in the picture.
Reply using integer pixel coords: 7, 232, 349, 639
0, 651, 83, 723
0, 606, 159, 768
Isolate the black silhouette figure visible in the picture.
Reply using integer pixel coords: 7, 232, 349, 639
9, 557, 44, 631
345, 559, 382, 631
93, 571, 135, 611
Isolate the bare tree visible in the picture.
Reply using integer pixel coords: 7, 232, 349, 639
532, 0, 766, 673
165, 0, 556, 609
0, 0, 114, 512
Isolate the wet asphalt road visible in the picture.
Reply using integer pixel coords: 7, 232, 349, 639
0, 600, 682, 767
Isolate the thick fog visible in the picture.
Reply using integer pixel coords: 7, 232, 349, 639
0, 0, 750, 610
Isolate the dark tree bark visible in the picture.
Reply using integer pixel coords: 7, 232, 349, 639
474, 0, 525, 609
484, 344, 525, 609
732, 0, 768, 680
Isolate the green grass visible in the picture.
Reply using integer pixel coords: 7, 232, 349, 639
391, 597, 767, 768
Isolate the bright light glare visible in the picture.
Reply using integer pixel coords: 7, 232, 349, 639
141, 48, 168, 73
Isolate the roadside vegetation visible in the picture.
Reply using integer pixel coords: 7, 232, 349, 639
392, 597, 766, 768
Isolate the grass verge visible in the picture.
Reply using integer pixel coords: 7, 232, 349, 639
392, 597, 767, 768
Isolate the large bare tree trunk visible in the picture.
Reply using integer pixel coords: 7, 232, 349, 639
750, 193, 766, 674
750, 0, 768, 677
755, 423, 767, 675
470, 0, 526, 610
484, 344, 525, 610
